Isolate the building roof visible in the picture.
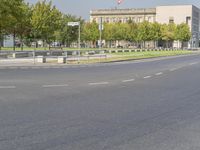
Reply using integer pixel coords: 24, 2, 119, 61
90, 8, 156, 16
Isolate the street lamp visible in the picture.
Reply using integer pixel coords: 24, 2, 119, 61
99, 17, 104, 50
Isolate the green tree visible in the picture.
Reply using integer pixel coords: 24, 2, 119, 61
175, 23, 191, 48
52, 14, 83, 47
161, 23, 176, 48
15, 2, 32, 50
150, 22, 162, 48
137, 21, 152, 48
102, 23, 115, 48
114, 23, 130, 41
82, 21, 99, 48
128, 22, 138, 43
0, 0, 24, 50
31, 0, 62, 49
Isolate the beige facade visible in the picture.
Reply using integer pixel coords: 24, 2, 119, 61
156, 5, 200, 48
90, 8, 156, 24
90, 5, 200, 48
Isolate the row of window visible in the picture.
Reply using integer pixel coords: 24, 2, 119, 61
92, 16, 155, 23
92, 16, 193, 25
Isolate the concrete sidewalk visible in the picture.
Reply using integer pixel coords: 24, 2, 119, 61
0, 52, 199, 69
0, 54, 108, 68
0, 58, 75, 69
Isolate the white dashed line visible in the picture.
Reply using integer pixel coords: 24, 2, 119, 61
20, 67, 30, 69
42, 84, 69, 88
144, 76, 151, 79
0, 86, 16, 89
32, 67, 41, 69
189, 62, 198, 65
88, 82, 109, 86
155, 72, 163, 76
122, 79, 135, 83
170, 68, 178, 72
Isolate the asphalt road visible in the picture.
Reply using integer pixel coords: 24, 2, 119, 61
1, 54, 200, 150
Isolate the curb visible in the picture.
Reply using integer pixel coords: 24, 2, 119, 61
0, 53, 199, 70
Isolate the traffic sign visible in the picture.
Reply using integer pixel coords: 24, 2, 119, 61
67, 22, 80, 26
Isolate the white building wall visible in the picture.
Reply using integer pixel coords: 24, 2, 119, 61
90, 5, 200, 48
156, 5, 192, 25
156, 5, 200, 48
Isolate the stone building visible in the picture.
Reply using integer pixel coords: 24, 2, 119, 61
90, 8, 156, 23
90, 5, 200, 48
156, 5, 200, 48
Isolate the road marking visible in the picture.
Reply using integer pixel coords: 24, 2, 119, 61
155, 72, 163, 76
32, 66, 41, 69
52, 66, 62, 69
189, 62, 198, 65
144, 76, 151, 79
0, 86, 16, 89
20, 67, 30, 69
88, 82, 109, 86
170, 68, 178, 72
122, 79, 135, 83
42, 84, 69, 88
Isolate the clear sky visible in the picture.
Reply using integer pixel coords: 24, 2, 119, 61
25, 0, 200, 20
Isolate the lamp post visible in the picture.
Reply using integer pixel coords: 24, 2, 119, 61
98, 17, 104, 50
192, 34, 196, 49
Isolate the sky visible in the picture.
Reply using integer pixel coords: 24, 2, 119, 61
25, 0, 200, 20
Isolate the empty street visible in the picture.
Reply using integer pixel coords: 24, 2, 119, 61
0, 54, 200, 150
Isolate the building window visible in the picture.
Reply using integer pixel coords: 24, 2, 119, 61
148, 17, 151, 22
102, 18, 105, 23
169, 17, 174, 24
118, 17, 122, 23
138, 17, 142, 23
186, 16, 191, 25
93, 18, 96, 22
106, 17, 110, 23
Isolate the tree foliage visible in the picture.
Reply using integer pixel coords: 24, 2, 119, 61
31, 0, 62, 45
0, 0, 24, 49
0, 0, 192, 49
175, 23, 191, 42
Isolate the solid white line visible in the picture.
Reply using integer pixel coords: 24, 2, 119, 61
42, 84, 69, 88
122, 79, 135, 83
0, 86, 16, 89
88, 82, 109, 85
144, 76, 151, 79
155, 72, 163, 76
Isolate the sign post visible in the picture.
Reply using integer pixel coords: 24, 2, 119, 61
67, 22, 81, 63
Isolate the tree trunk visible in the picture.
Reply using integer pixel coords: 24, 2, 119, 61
0, 29, 2, 51
48, 39, 51, 50
0, 34, 3, 51
13, 30, 16, 51
154, 41, 157, 49
20, 34, 23, 51
181, 41, 183, 49
166, 41, 168, 48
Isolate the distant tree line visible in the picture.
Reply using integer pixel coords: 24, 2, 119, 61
0, 0, 191, 50
83, 21, 191, 49
0, 0, 83, 50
